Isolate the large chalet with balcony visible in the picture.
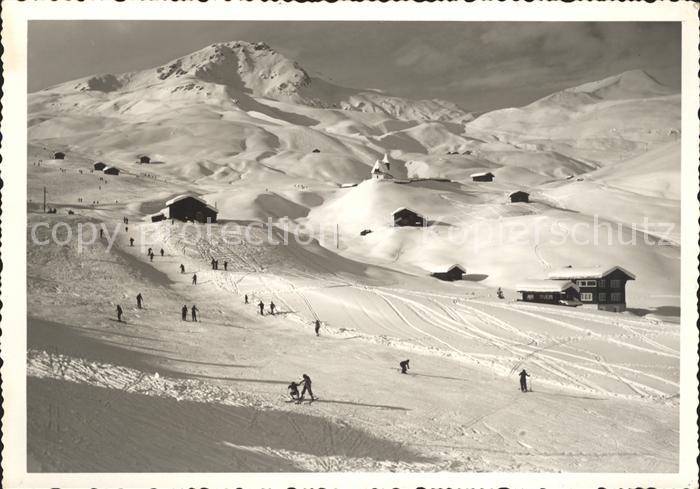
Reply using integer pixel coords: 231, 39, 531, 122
547, 266, 635, 312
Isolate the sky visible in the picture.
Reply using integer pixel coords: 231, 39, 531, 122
28, 21, 681, 112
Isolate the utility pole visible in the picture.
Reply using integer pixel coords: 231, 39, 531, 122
43, 186, 46, 213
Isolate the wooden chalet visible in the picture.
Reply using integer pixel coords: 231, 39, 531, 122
547, 266, 635, 312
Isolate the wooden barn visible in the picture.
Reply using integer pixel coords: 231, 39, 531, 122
139, 155, 151, 164
54, 151, 65, 160
93, 162, 107, 171
165, 195, 218, 223
547, 266, 635, 312
102, 166, 120, 175
392, 207, 425, 227
509, 190, 530, 203
430, 264, 466, 282
471, 171, 494, 182
517, 280, 580, 305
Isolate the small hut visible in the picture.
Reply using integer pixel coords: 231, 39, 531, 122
54, 151, 65, 160
103, 166, 120, 175
165, 195, 218, 223
139, 155, 151, 164
471, 171, 494, 182
430, 264, 466, 282
509, 190, 530, 203
93, 162, 107, 171
392, 207, 425, 227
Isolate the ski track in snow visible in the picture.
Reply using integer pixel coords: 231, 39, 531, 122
154, 224, 679, 402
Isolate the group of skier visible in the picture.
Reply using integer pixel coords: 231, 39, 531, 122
287, 374, 315, 402
211, 258, 228, 271
115, 230, 532, 408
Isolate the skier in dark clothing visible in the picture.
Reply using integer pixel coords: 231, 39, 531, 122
519, 369, 530, 392
148, 247, 153, 256
181, 305, 188, 321
149, 253, 154, 262
299, 374, 315, 401
160, 248, 164, 257
315, 319, 321, 336
244, 294, 249, 304
191, 305, 198, 322
192, 274, 197, 285
130, 237, 134, 247
180, 264, 185, 274
269, 301, 276, 315
116, 304, 123, 322
400, 359, 410, 374
223, 261, 228, 271
288, 381, 300, 401
211, 258, 216, 270
136, 293, 143, 309
258, 300, 265, 315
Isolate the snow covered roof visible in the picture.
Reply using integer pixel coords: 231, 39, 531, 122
371, 159, 392, 176
470, 171, 494, 178
430, 264, 466, 274
382, 153, 390, 164
392, 207, 423, 217
548, 266, 636, 280
508, 190, 529, 197
102, 166, 119, 172
516, 280, 579, 293
165, 194, 218, 213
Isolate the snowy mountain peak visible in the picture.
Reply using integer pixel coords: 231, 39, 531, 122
565, 69, 672, 100
151, 40, 311, 97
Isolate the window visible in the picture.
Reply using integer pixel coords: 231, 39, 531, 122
610, 292, 622, 303
598, 292, 607, 303
581, 292, 593, 302
599, 279, 606, 288
610, 279, 621, 288
543, 294, 554, 300
526, 294, 534, 300
578, 280, 597, 287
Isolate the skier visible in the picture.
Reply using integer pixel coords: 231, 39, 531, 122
399, 359, 410, 374
129, 237, 134, 247
288, 381, 300, 401
160, 248, 164, 257
299, 374, 315, 401
519, 369, 530, 392
149, 253, 154, 262
269, 301, 276, 315
244, 294, 249, 304
181, 305, 188, 321
191, 305, 198, 322
180, 264, 185, 274
148, 247, 153, 256
116, 304, 124, 323
192, 273, 197, 285
258, 300, 265, 316
314, 319, 321, 336
211, 258, 216, 270
136, 293, 143, 309
99, 228, 104, 239
223, 261, 228, 271
497, 287, 504, 299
